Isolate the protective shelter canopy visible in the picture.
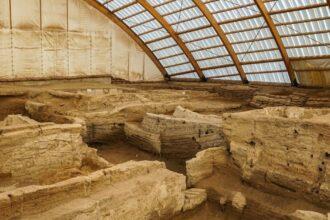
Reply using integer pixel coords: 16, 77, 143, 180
97, 0, 330, 86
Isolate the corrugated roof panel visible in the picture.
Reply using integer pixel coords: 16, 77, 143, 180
102, 0, 135, 11
238, 50, 283, 63
247, 73, 291, 83
265, 0, 327, 11
139, 28, 169, 42
207, 3, 259, 20
277, 19, 329, 35
227, 28, 272, 43
192, 47, 229, 60
221, 17, 265, 33
147, 37, 176, 51
164, 7, 202, 24
97, 0, 329, 84
149, 0, 195, 15
166, 63, 195, 75
154, 46, 183, 59
198, 56, 233, 69
131, 20, 162, 35
203, 0, 254, 10
173, 17, 210, 33
171, 72, 199, 79
288, 46, 330, 57
212, 75, 242, 81
147, 37, 177, 50
243, 61, 287, 73
186, 36, 223, 50
123, 11, 154, 25
232, 39, 278, 54
180, 27, 216, 42
282, 33, 330, 47
160, 55, 189, 67
203, 66, 239, 78
115, 4, 145, 19
272, 7, 330, 23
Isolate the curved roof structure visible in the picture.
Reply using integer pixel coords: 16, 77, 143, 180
92, 0, 330, 86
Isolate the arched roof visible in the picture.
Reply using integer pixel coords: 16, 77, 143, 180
91, 0, 330, 86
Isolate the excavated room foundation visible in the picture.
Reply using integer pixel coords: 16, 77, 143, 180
0, 81, 329, 220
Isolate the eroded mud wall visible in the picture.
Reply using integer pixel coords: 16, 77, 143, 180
0, 0, 163, 81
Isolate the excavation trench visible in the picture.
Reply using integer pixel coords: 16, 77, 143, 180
0, 84, 329, 220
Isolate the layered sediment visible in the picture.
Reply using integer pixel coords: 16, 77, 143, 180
125, 106, 225, 158
185, 107, 330, 219
0, 161, 207, 220
223, 107, 330, 205
0, 115, 109, 188
24, 89, 242, 143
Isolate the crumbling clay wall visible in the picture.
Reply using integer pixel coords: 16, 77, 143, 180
250, 92, 330, 108
25, 90, 242, 143
0, 115, 109, 186
223, 107, 330, 206
186, 147, 228, 187
0, 161, 187, 219
125, 106, 225, 158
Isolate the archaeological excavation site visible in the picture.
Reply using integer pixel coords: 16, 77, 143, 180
0, 0, 329, 219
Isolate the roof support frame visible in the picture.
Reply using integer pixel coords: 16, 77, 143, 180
84, 0, 169, 80
193, 0, 248, 83
136, 0, 206, 81
254, 0, 298, 86
88, 0, 329, 84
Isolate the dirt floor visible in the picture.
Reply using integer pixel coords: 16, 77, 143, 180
94, 139, 240, 220
172, 201, 241, 220
93, 137, 329, 220
94, 139, 186, 175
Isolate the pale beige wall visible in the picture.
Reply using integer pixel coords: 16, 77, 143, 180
0, 0, 163, 81
293, 59, 330, 87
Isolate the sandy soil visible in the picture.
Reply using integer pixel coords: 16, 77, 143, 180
93, 139, 240, 220
94, 139, 186, 174
172, 201, 240, 220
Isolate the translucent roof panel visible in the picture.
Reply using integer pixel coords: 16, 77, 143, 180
160, 55, 189, 67
265, 0, 330, 58
202, 0, 292, 83
198, 56, 233, 69
154, 46, 183, 59
247, 73, 291, 83
171, 72, 199, 79
131, 20, 162, 35
192, 46, 229, 60
166, 63, 195, 75
147, 37, 176, 51
203, 66, 239, 78
115, 4, 145, 19
211, 75, 242, 81
186, 36, 223, 50
96, 0, 329, 86
150, 0, 195, 15
243, 61, 287, 73
139, 28, 169, 42
103, 0, 135, 11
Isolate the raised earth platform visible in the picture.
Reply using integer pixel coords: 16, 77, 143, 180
23, 88, 243, 143
125, 106, 224, 159
0, 161, 206, 220
0, 115, 109, 189
184, 106, 330, 219
223, 107, 330, 205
